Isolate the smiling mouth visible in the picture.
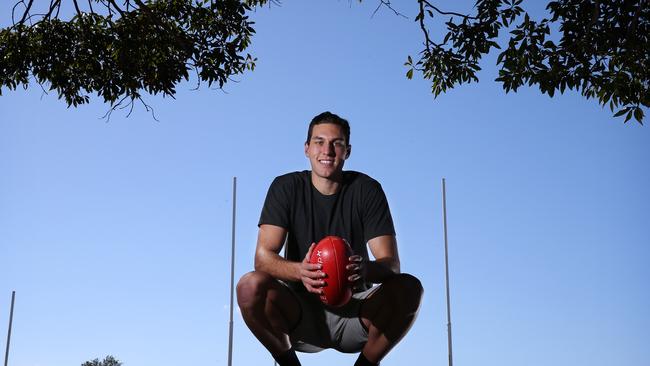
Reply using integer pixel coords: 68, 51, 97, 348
318, 159, 334, 165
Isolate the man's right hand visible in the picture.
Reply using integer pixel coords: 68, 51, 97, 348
300, 243, 326, 294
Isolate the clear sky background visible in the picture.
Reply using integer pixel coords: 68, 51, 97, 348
1, 1, 648, 366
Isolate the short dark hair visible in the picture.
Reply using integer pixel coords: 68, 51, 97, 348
306, 111, 351, 145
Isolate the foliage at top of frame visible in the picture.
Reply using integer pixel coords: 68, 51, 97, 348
0, 0, 268, 112
1, 0, 648, 124
406, 0, 649, 124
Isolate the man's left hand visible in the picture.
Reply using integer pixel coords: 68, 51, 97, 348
346, 255, 366, 290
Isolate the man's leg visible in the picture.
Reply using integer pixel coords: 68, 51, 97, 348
237, 271, 302, 365
358, 273, 423, 365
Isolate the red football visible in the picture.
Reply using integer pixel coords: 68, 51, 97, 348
309, 236, 354, 307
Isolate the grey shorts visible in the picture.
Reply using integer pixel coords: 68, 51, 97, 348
285, 284, 379, 353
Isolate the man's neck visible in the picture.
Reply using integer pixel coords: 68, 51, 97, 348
310, 172, 343, 196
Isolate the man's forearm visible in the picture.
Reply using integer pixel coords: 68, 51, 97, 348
364, 258, 400, 284
255, 251, 302, 282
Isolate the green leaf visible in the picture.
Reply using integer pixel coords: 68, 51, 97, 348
613, 108, 629, 117
634, 107, 644, 123
496, 52, 506, 64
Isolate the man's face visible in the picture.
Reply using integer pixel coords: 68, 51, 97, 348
304, 123, 351, 181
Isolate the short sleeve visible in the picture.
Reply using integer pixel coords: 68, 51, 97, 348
258, 176, 291, 228
362, 181, 396, 242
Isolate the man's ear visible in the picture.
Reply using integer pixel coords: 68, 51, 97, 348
345, 144, 352, 159
304, 142, 309, 157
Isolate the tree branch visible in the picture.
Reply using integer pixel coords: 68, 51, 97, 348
18, 0, 34, 25
372, 0, 408, 19
54, 0, 63, 18
12, 0, 22, 24
44, 0, 62, 20
417, 0, 433, 53
107, 0, 125, 16
420, 0, 477, 19
72, 0, 83, 17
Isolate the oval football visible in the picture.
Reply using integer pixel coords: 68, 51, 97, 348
309, 236, 353, 307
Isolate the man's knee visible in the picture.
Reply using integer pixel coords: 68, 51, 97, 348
363, 273, 423, 317
380, 273, 423, 313
236, 270, 275, 306
373, 273, 424, 315
396, 273, 423, 300
361, 273, 423, 341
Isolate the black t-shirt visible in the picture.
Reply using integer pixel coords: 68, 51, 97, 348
259, 170, 396, 290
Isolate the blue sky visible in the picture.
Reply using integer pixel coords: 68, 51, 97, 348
1, 1, 648, 366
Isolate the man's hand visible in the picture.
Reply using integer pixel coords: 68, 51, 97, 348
300, 243, 326, 294
346, 255, 366, 291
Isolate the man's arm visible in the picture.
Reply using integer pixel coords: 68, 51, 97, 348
254, 224, 325, 294
349, 234, 400, 285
